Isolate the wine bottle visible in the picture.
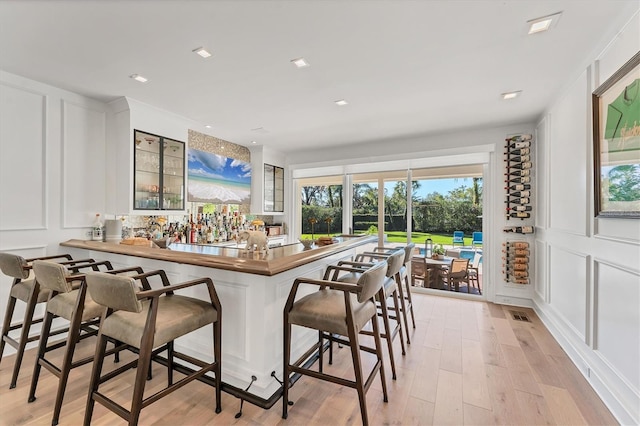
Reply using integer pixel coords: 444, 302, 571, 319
509, 190, 531, 197
506, 134, 532, 142
505, 176, 531, 184
506, 184, 531, 191
508, 147, 530, 155
506, 205, 533, 212
503, 225, 534, 234
508, 211, 531, 219
506, 169, 530, 177
508, 161, 532, 170
508, 140, 531, 149
505, 155, 531, 163
505, 197, 530, 205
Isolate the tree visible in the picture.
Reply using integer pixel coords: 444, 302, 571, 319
608, 165, 640, 201
301, 186, 326, 206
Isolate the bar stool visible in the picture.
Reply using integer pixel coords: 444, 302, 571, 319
83, 270, 222, 426
324, 248, 406, 380
370, 244, 417, 341
27, 259, 123, 426
283, 260, 388, 426
0, 253, 96, 389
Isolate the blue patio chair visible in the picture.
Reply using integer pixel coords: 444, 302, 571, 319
452, 231, 464, 247
472, 231, 483, 248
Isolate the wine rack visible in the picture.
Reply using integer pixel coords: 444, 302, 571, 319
502, 241, 530, 285
504, 134, 533, 222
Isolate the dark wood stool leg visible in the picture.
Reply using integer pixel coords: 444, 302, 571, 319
282, 317, 291, 419
404, 274, 416, 328
395, 276, 412, 344
167, 341, 174, 386
378, 290, 398, 380
129, 304, 157, 426
345, 306, 368, 426
318, 330, 324, 373
0, 294, 17, 368
84, 332, 109, 426
27, 310, 54, 402
51, 305, 85, 426
11, 289, 39, 389
391, 289, 406, 355
214, 315, 222, 414
370, 309, 388, 403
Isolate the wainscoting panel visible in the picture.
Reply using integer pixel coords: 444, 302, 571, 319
0, 83, 47, 231
549, 244, 588, 340
534, 239, 547, 302
593, 259, 640, 393
548, 70, 588, 236
61, 100, 106, 228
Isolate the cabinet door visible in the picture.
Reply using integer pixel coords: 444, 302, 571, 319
133, 130, 185, 211
134, 131, 161, 209
264, 163, 284, 212
161, 138, 185, 210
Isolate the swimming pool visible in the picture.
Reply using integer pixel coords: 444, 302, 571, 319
419, 248, 482, 262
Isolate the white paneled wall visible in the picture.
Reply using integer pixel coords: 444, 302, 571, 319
533, 9, 640, 425
0, 82, 47, 231
0, 72, 109, 356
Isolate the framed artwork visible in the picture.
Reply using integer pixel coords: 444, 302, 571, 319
592, 51, 640, 218
187, 148, 251, 204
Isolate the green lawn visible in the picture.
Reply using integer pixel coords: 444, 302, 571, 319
301, 231, 477, 247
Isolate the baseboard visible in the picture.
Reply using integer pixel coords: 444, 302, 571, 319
533, 299, 639, 425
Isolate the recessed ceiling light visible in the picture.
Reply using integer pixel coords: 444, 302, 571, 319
130, 74, 148, 83
251, 140, 257, 144
193, 47, 212, 58
205, 125, 212, 129
502, 91, 522, 100
291, 57, 310, 68
527, 11, 562, 34
335, 99, 348, 106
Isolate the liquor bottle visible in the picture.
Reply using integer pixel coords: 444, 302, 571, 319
509, 161, 532, 170
506, 184, 531, 191
92, 213, 103, 241
506, 205, 532, 212
505, 155, 530, 163
503, 225, 534, 233
189, 214, 197, 244
506, 169, 530, 177
505, 176, 531, 184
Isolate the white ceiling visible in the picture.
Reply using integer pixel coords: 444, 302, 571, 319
0, 1, 636, 154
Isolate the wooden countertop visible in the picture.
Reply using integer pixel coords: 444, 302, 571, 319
61, 235, 375, 276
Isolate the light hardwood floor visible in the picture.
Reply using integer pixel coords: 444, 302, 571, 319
0, 292, 618, 425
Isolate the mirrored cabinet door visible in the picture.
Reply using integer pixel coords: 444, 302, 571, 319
134, 130, 185, 211
264, 163, 284, 212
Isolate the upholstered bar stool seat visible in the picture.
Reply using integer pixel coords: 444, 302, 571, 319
84, 271, 222, 426
10, 280, 52, 303
289, 290, 376, 336
100, 295, 217, 348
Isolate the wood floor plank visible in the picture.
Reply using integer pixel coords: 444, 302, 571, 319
487, 303, 506, 319
539, 383, 588, 426
491, 317, 520, 347
463, 403, 496, 425
432, 369, 464, 425
409, 346, 440, 403
511, 326, 565, 388
461, 338, 492, 410
424, 316, 445, 350
478, 329, 507, 368
400, 396, 435, 425
484, 364, 526, 425
500, 343, 543, 396
440, 327, 462, 374
513, 389, 555, 426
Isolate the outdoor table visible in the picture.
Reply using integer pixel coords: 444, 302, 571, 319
411, 255, 454, 289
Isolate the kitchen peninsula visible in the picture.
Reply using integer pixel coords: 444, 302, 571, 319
60, 235, 375, 406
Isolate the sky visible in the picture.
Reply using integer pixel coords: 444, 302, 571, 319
384, 177, 479, 199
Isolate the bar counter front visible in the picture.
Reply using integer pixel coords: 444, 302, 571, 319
60, 235, 375, 408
